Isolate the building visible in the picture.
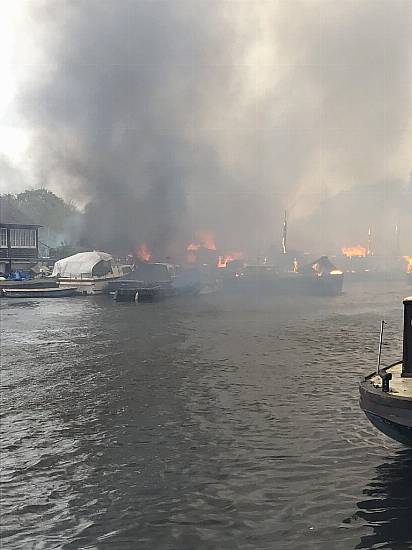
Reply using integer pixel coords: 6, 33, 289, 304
0, 197, 42, 274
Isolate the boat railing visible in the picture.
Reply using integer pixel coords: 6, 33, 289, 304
59, 273, 93, 280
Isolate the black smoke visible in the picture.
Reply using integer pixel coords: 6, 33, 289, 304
18, 0, 412, 257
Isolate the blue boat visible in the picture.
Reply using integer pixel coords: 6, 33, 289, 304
359, 297, 412, 446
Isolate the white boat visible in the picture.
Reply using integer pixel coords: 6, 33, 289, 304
52, 251, 131, 295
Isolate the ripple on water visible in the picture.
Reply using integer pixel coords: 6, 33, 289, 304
0, 282, 410, 549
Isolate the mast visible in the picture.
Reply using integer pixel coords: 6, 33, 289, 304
367, 226, 372, 256
281, 210, 287, 255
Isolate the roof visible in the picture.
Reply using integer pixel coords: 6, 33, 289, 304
0, 197, 40, 227
52, 251, 113, 277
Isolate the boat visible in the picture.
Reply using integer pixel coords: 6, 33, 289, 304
2, 287, 77, 298
0, 278, 59, 297
52, 251, 129, 295
113, 285, 165, 303
227, 256, 343, 296
359, 296, 412, 446
108, 263, 202, 299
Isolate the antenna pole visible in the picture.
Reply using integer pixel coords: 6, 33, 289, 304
377, 320, 386, 374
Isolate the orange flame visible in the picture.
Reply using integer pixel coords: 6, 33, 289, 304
403, 256, 412, 273
341, 246, 367, 258
137, 243, 152, 262
217, 252, 244, 268
186, 230, 217, 263
187, 230, 217, 252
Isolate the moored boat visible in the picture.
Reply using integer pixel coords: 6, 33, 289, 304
359, 297, 412, 446
229, 256, 343, 296
0, 278, 59, 297
109, 263, 202, 298
52, 251, 128, 295
3, 287, 77, 298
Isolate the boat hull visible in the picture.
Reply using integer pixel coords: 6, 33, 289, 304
359, 365, 412, 446
0, 279, 58, 296
228, 273, 343, 296
57, 277, 118, 295
364, 411, 412, 447
3, 287, 77, 298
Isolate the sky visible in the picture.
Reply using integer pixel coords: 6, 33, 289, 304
0, 2, 40, 191
1, 0, 411, 255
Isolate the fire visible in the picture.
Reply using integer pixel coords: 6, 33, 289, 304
403, 256, 412, 273
137, 243, 152, 262
186, 230, 217, 263
186, 231, 243, 267
187, 230, 217, 252
217, 252, 244, 268
341, 246, 367, 258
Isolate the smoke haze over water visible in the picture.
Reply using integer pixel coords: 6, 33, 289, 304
12, 0, 412, 255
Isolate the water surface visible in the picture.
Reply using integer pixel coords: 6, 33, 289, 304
1, 280, 411, 549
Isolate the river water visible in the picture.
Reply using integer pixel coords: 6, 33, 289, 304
1, 280, 412, 549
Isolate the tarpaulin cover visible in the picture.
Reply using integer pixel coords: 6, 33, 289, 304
52, 251, 113, 277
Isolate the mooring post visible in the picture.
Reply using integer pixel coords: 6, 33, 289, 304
402, 297, 412, 377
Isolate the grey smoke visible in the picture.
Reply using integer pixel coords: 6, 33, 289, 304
18, 0, 412, 256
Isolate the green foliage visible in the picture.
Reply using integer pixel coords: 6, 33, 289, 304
16, 188, 78, 232
2, 188, 80, 234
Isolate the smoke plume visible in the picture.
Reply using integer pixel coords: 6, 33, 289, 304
17, 0, 412, 256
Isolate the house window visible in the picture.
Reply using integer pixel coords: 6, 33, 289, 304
10, 229, 37, 248
0, 228, 7, 248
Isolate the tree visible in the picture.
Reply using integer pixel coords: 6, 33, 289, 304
14, 188, 80, 234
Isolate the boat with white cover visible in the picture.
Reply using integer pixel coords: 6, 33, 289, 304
52, 251, 128, 295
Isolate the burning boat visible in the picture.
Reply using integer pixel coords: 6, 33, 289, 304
232, 256, 343, 296
339, 246, 409, 281
52, 251, 129, 295
360, 297, 412, 446
298, 256, 344, 295
108, 262, 202, 302
403, 256, 412, 285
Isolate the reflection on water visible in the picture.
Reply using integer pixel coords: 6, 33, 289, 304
0, 281, 411, 549
355, 450, 412, 549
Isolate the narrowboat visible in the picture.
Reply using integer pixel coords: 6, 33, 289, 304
228, 256, 343, 296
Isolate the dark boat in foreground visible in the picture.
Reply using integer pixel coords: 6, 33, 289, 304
109, 263, 202, 302
2, 287, 78, 298
359, 297, 412, 446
